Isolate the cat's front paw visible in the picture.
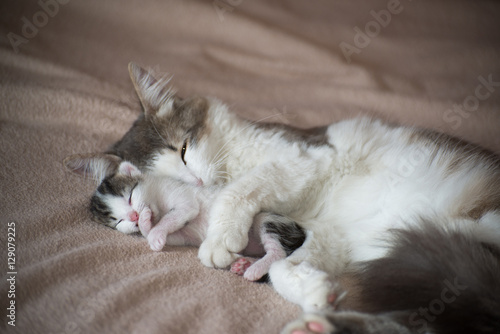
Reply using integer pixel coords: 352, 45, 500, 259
147, 228, 167, 252
198, 238, 237, 268
138, 207, 153, 237
198, 230, 248, 268
282, 313, 334, 334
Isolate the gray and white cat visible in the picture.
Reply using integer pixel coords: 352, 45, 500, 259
65, 63, 500, 334
77, 157, 306, 282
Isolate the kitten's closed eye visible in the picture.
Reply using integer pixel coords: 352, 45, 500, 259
129, 182, 138, 205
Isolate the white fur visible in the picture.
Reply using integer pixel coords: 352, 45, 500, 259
142, 99, 500, 311
100, 164, 300, 281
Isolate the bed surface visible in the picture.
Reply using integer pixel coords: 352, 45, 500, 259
1, 1, 499, 333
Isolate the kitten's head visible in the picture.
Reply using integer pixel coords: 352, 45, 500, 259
108, 63, 229, 186
64, 154, 143, 234
90, 161, 143, 234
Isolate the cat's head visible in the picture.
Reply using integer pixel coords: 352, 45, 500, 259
91, 160, 144, 234
64, 154, 143, 234
107, 63, 230, 186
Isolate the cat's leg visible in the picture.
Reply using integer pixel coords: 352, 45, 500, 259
240, 213, 305, 281
282, 311, 412, 334
268, 231, 345, 313
138, 206, 153, 236
199, 157, 323, 268
146, 201, 200, 251
237, 239, 286, 281
243, 245, 286, 281
270, 259, 342, 312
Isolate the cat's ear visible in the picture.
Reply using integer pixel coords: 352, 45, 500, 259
63, 153, 122, 182
128, 62, 176, 116
117, 161, 141, 177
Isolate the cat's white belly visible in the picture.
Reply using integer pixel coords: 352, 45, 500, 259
303, 139, 479, 264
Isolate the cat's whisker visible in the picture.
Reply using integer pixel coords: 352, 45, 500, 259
210, 141, 257, 179
209, 112, 289, 167
209, 142, 255, 182
211, 140, 257, 168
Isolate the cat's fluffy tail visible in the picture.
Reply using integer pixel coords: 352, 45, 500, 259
351, 220, 500, 334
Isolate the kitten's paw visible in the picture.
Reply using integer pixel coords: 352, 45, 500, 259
139, 207, 153, 237
198, 231, 248, 268
243, 258, 271, 281
230, 257, 256, 276
147, 228, 167, 252
282, 313, 334, 334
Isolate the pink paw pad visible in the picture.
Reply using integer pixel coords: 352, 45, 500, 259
328, 288, 347, 309
230, 257, 256, 276
328, 293, 337, 305
307, 321, 326, 333
290, 321, 326, 334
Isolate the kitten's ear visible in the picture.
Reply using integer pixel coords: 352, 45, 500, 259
117, 161, 141, 177
128, 62, 176, 116
63, 153, 122, 182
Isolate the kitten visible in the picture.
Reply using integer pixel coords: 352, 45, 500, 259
65, 63, 500, 333
84, 157, 306, 282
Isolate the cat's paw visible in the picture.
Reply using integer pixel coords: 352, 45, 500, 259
241, 258, 271, 281
139, 207, 153, 237
230, 257, 255, 276
281, 313, 334, 334
198, 231, 248, 268
267, 260, 342, 311
302, 274, 343, 312
198, 238, 238, 268
147, 228, 167, 252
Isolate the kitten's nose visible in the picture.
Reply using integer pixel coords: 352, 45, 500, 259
129, 211, 139, 223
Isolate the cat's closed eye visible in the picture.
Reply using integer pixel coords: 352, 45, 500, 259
129, 182, 138, 205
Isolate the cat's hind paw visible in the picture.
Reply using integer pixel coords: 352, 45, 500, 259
282, 313, 334, 334
299, 264, 345, 312
230, 257, 256, 276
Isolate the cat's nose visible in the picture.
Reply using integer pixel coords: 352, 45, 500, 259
129, 211, 139, 223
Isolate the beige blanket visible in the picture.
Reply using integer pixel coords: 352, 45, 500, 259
1, 0, 499, 333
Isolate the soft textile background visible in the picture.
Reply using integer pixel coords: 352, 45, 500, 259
1, 0, 499, 333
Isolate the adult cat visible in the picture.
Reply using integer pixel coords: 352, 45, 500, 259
66, 63, 500, 333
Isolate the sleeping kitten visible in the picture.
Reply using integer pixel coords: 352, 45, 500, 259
86, 158, 306, 282
65, 63, 500, 333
